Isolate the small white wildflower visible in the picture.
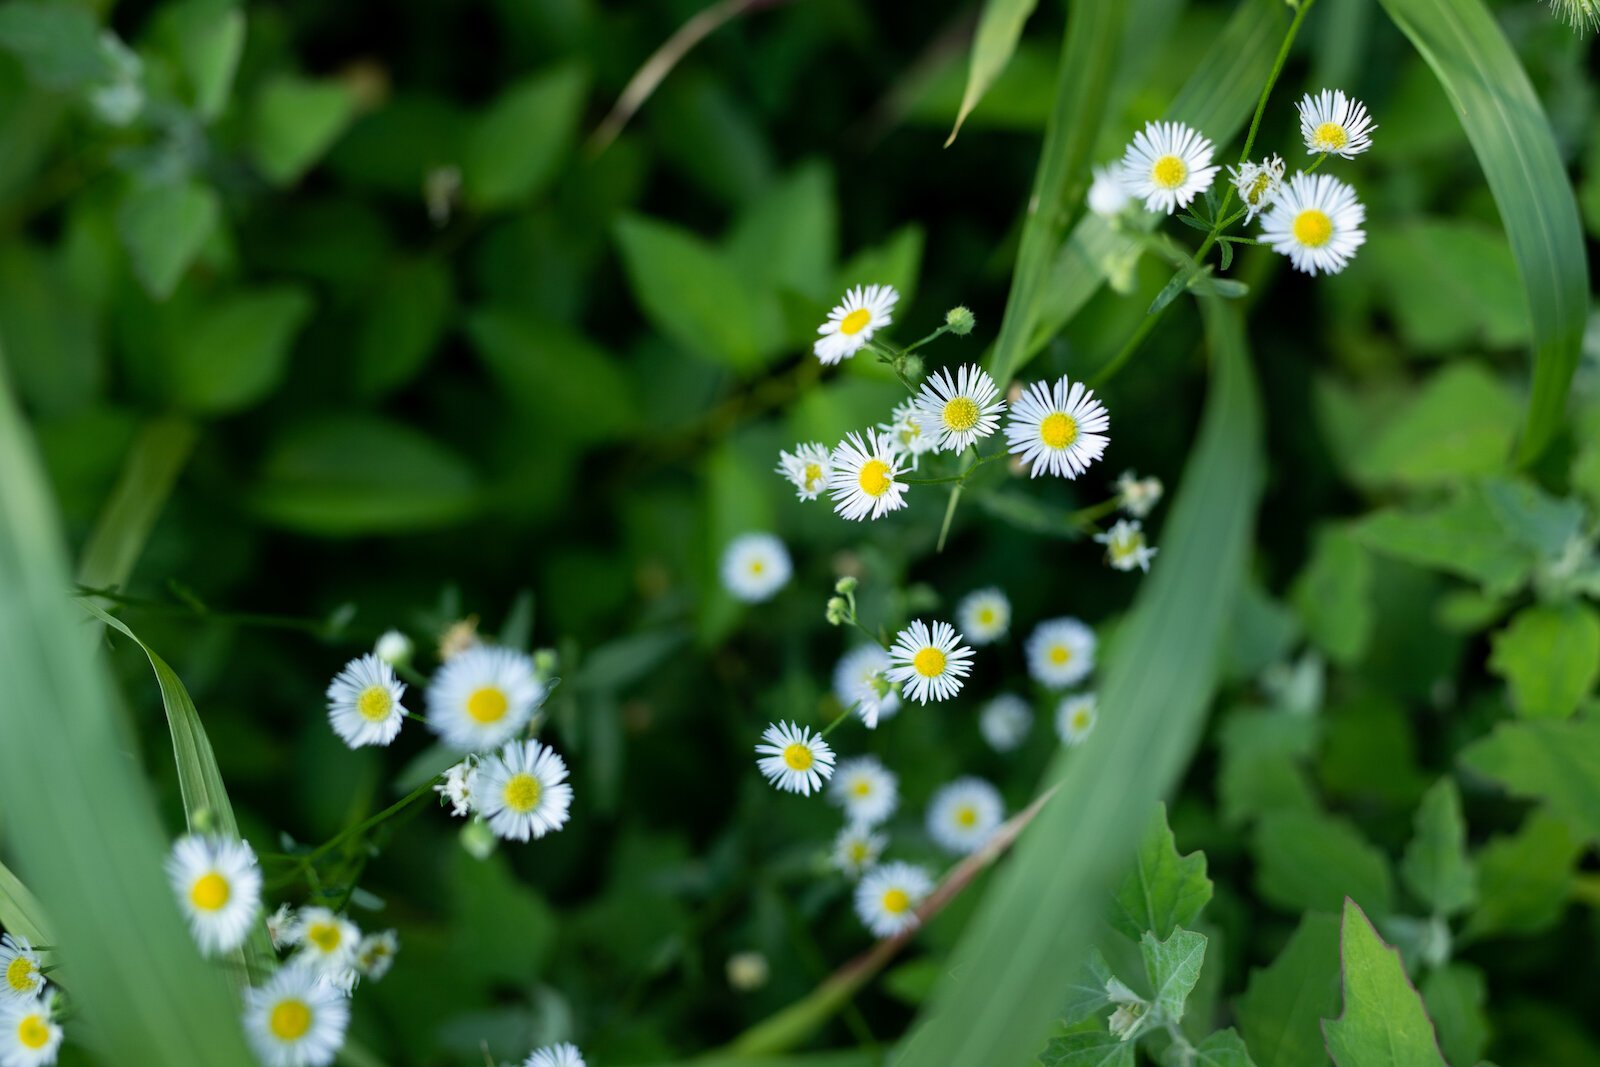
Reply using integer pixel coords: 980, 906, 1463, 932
476, 739, 575, 842
242, 966, 350, 1067
1298, 89, 1376, 158
827, 430, 909, 521
165, 834, 263, 958
326, 653, 407, 748
0, 995, 62, 1067
979, 693, 1033, 753
831, 823, 888, 878
1087, 163, 1132, 217
827, 756, 899, 826
755, 721, 836, 796
1117, 121, 1219, 214
926, 777, 1005, 855
524, 1043, 585, 1067
881, 399, 939, 470
1056, 693, 1098, 745
354, 930, 398, 981
1115, 470, 1164, 518
854, 861, 934, 938
436, 757, 479, 818
1026, 617, 1096, 689
1227, 154, 1286, 223
726, 951, 770, 991
1004, 376, 1110, 479
776, 442, 832, 501
266, 904, 297, 951
911, 364, 1005, 454
833, 645, 902, 728
1260, 173, 1367, 276
1095, 519, 1158, 573
0, 936, 44, 1000
290, 907, 360, 977
721, 532, 792, 603
886, 620, 974, 704
955, 587, 1010, 646
426, 645, 545, 752
374, 629, 413, 666
815, 284, 898, 365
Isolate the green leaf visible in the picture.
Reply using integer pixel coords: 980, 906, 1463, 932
1217, 709, 1320, 826
117, 180, 221, 300
75, 417, 197, 591
253, 74, 359, 185
835, 224, 924, 308
1236, 912, 1343, 1067
1422, 963, 1489, 1067
354, 258, 453, 398
1400, 779, 1477, 918
1039, 1032, 1135, 1067
1143, 927, 1207, 1024
1192, 1029, 1260, 1067
165, 287, 313, 414
1254, 810, 1395, 917
1350, 486, 1537, 595
1479, 477, 1586, 558
1060, 947, 1118, 1025
170, 0, 245, 119
1347, 364, 1519, 488
1291, 526, 1374, 665
1376, 0, 1588, 463
0, 856, 52, 947
0, 341, 257, 1062
1459, 719, 1600, 841
0, 1, 110, 89
463, 64, 587, 211
726, 162, 837, 300
948, 0, 1041, 145
1357, 221, 1528, 354
1487, 603, 1600, 719
1111, 803, 1213, 941
249, 415, 480, 536
889, 299, 1262, 1067
1465, 808, 1580, 939
1322, 899, 1449, 1067
615, 214, 783, 370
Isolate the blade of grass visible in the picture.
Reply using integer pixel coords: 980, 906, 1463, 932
0, 856, 52, 946
75, 416, 197, 592
946, 0, 1042, 146
0, 346, 257, 1063
985, 0, 1128, 388
1376, 0, 1586, 464
892, 298, 1264, 1067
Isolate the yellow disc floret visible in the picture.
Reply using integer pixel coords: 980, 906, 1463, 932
1151, 155, 1187, 189
18, 1014, 51, 1050
1293, 209, 1334, 247
190, 871, 231, 912
269, 999, 312, 1042
943, 396, 981, 432
1039, 412, 1078, 450
840, 308, 872, 335
503, 772, 543, 813
782, 743, 814, 771
857, 459, 892, 497
1313, 122, 1348, 151
357, 685, 393, 722
466, 686, 509, 723
913, 647, 947, 678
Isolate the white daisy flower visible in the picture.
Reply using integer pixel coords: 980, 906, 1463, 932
1298, 89, 1376, 158
325, 653, 407, 748
267, 904, 297, 951
854, 861, 934, 938
832, 645, 901, 728
826, 756, 899, 827
755, 721, 836, 796
0, 936, 44, 1000
1227, 154, 1286, 223
1115, 470, 1163, 518
1117, 121, 1219, 214
290, 907, 360, 976
827, 430, 908, 522
435, 757, 479, 818
243, 964, 350, 1067
880, 399, 939, 470
426, 644, 545, 752
1057, 693, 1099, 746
815, 284, 898, 364
979, 693, 1034, 752
721, 533, 792, 604
1004, 376, 1110, 479
0, 996, 61, 1067
831, 823, 888, 878
1095, 519, 1158, 573
476, 739, 575, 842
524, 1043, 585, 1067
911, 364, 1005, 454
1026, 617, 1096, 689
776, 442, 832, 501
354, 931, 398, 981
165, 834, 262, 958
1260, 172, 1366, 276
886, 620, 974, 704
374, 629, 413, 666
1546, 0, 1600, 30
1088, 163, 1132, 218
955, 587, 1010, 645
927, 777, 1005, 855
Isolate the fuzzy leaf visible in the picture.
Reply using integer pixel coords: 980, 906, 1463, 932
1040, 1032, 1135, 1067
1464, 809, 1581, 939
1142, 927, 1207, 1025
1111, 803, 1213, 941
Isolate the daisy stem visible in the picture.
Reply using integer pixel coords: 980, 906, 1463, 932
901, 325, 952, 354
301, 776, 444, 865
936, 484, 963, 553
1068, 496, 1123, 528
816, 708, 855, 741
849, 616, 891, 652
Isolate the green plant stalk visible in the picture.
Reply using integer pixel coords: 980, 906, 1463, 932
75, 416, 198, 592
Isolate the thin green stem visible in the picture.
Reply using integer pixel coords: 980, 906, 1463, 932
936, 484, 963, 553
902, 325, 951, 354
304, 777, 442, 865
817, 708, 854, 741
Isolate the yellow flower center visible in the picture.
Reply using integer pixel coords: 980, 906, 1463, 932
357, 685, 393, 722
839, 308, 872, 335
848, 842, 870, 863
802, 462, 823, 490
1049, 645, 1072, 666
882, 888, 911, 914
749, 560, 765, 575
1151, 155, 1187, 189
503, 772, 543, 813
6, 956, 38, 993
977, 608, 996, 625
1293, 209, 1334, 248
465, 686, 509, 724
942, 396, 980, 432
782, 742, 814, 771
1073, 710, 1092, 729
1313, 122, 1348, 151
269, 999, 312, 1042
189, 871, 231, 912
1247, 172, 1274, 206
857, 459, 892, 497
913, 647, 946, 678
1039, 412, 1078, 450
955, 806, 978, 828
307, 922, 343, 954
852, 779, 873, 797
18, 1014, 50, 1050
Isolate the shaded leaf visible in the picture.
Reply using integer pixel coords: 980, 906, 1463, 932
1039, 1031, 1135, 1067
1459, 720, 1600, 841
1464, 808, 1580, 939
165, 287, 313, 414
1193, 1029, 1260, 1067
253, 74, 358, 185
1254, 810, 1394, 917
948, 0, 1041, 145
1422, 963, 1489, 1067
1291, 526, 1373, 665
0, 1, 109, 88
1348, 365, 1518, 488
1111, 803, 1213, 941
1350, 486, 1537, 595
463, 64, 587, 210
1487, 603, 1600, 720
1060, 947, 1118, 1026
1236, 912, 1342, 1067
1400, 779, 1477, 918
117, 179, 221, 300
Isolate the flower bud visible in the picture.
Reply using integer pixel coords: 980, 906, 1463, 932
944, 305, 976, 335
375, 629, 413, 666
834, 576, 858, 595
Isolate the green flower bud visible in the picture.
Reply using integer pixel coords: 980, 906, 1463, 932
945, 305, 976, 335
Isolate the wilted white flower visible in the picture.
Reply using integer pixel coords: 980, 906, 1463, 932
1095, 519, 1158, 573
355, 930, 399, 981
776, 442, 832, 501
1115, 470, 1163, 518
436, 757, 479, 818
1227, 154, 1286, 223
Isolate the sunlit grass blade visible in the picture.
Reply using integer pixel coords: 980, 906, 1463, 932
0, 856, 52, 946
892, 299, 1264, 1067
947, 0, 1042, 146
985, 0, 1128, 388
1377, 0, 1587, 464
75, 416, 197, 591
0, 348, 257, 1063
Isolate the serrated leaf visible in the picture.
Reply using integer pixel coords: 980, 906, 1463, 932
1039, 1031, 1135, 1067
1255, 810, 1394, 917
1350, 486, 1537, 596
1111, 803, 1213, 941
117, 180, 220, 300
1142, 927, 1207, 1024
1322, 899, 1449, 1067
948, 0, 1041, 145
1348, 365, 1519, 488
1061, 947, 1118, 1025
1464, 808, 1580, 939
1400, 779, 1477, 917
1422, 963, 1489, 1067
1487, 604, 1600, 720
1217, 709, 1320, 826
1236, 912, 1342, 1067
1193, 1028, 1259, 1067
1459, 720, 1600, 841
